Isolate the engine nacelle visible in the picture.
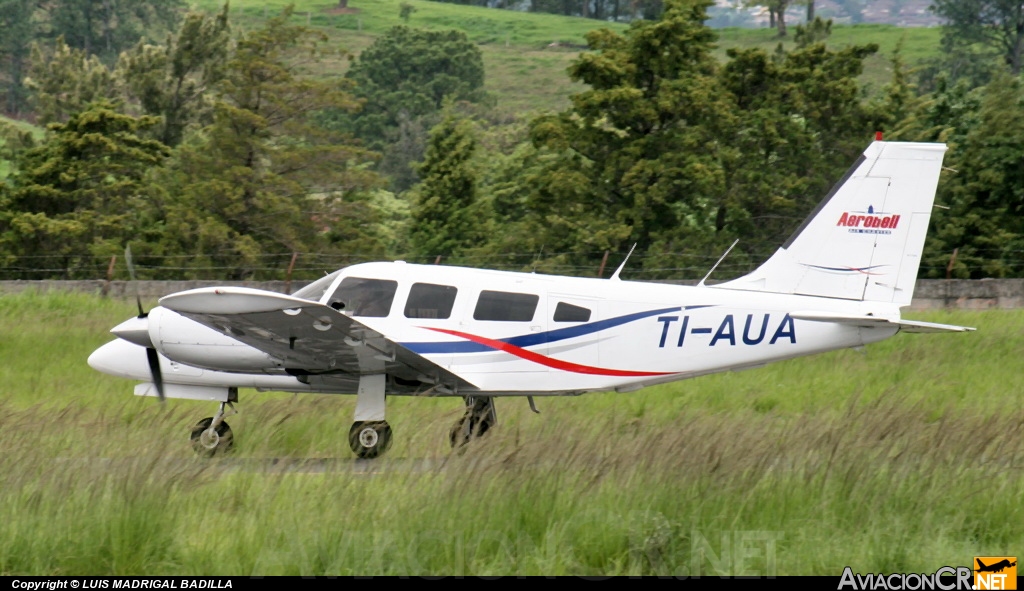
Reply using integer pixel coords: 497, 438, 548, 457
148, 306, 281, 372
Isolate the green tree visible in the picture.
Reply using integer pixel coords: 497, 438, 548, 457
342, 26, 487, 191
522, 0, 734, 275
919, 76, 1024, 278
116, 4, 230, 147
496, 0, 881, 278
746, 0, 792, 36
152, 7, 383, 279
793, 16, 831, 48
0, 0, 34, 115
346, 26, 486, 142
712, 41, 880, 267
408, 111, 482, 261
0, 102, 170, 278
25, 37, 120, 124
932, 0, 1024, 75
44, 0, 186, 62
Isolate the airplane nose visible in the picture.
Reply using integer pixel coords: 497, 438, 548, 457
110, 315, 153, 348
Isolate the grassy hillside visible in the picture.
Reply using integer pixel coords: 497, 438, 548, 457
195, 0, 630, 114
716, 24, 942, 93
196, 0, 944, 114
0, 290, 1020, 575
0, 115, 42, 179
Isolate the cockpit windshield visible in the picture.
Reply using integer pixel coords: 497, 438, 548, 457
291, 270, 342, 302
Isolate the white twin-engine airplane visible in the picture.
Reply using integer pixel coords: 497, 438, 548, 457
89, 140, 974, 458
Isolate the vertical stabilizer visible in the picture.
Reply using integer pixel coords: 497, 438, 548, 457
716, 141, 947, 306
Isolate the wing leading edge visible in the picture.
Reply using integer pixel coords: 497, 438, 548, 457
159, 287, 478, 393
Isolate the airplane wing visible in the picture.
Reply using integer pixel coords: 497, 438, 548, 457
159, 287, 478, 393
790, 311, 976, 333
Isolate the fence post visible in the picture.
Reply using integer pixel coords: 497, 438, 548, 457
284, 252, 298, 294
597, 250, 610, 278
102, 255, 117, 297
946, 247, 958, 280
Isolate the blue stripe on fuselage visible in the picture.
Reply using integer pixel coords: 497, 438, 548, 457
402, 305, 713, 354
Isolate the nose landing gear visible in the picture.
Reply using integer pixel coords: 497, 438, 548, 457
191, 401, 237, 456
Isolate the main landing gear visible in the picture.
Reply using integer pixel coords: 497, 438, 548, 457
349, 374, 392, 459
191, 401, 236, 456
449, 396, 497, 449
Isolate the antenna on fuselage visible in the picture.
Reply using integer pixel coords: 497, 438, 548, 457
698, 239, 739, 287
609, 243, 637, 281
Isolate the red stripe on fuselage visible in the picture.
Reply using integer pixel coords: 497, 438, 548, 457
424, 327, 675, 377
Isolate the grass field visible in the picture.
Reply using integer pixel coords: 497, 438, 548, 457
0, 290, 1020, 575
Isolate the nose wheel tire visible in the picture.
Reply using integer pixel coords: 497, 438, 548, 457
190, 417, 234, 456
349, 421, 393, 459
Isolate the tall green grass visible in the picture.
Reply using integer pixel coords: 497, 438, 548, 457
0, 291, 1020, 574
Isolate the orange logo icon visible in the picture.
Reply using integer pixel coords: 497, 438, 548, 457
974, 557, 1017, 590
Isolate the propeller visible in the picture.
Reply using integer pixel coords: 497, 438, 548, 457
125, 245, 165, 402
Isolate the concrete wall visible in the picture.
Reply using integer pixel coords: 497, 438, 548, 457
0, 280, 311, 299
908, 279, 1024, 310
2, 279, 1024, 310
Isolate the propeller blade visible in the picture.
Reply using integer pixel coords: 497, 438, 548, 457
145, 347, 165, 402
125, 244, 146, 318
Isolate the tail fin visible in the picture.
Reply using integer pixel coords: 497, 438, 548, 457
717, 141, 948, 306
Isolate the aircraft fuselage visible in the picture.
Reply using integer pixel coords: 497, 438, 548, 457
90, 261, 899, 397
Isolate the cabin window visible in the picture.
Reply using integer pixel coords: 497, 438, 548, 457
553, 302, 591, 323
292, 270, 342, 302
328, 277, 398, 317
405, 283, 458, 319
473, 290, 539, 322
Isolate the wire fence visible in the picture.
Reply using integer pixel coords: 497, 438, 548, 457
3, 247, 1024, 282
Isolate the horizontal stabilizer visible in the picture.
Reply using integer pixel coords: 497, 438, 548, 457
791, 311, 975, 333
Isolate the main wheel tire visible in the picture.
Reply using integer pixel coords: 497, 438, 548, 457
349, 421, 393, 459
190, 417, 234, 457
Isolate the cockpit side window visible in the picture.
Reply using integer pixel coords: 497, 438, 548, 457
292, 271, 342, 302
328, 277, 398, 317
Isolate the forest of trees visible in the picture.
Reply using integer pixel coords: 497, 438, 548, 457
1, 0, 1023, 281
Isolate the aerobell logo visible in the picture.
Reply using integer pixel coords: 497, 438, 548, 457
837, 205, 901, 235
